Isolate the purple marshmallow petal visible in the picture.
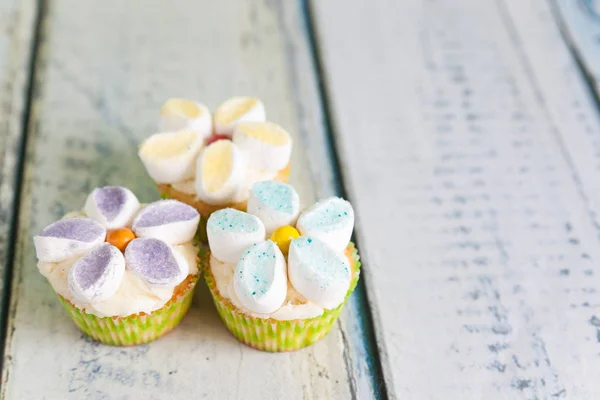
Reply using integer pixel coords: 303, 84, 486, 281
84, 186, 140, 229
68, 243, 125, 303
132, 200, 200, 245
38, 217, 105, 242
133, 200, 198, 228
94, 187, 127, 221
34, 217, 107, 262
124, 238, 186, 287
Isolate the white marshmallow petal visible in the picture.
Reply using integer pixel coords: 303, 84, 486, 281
139, 130, 205, 184
158, 98, 212, 138
296, 197, 354, 253
213, 96, 266, 136
195, 140, 245, 205
207, 208, 266, 263
247, 180, 300, 235
233, 240, 287, 314
288, 236, 351, 309
132, 199, 200, 245
83, 186, 140, 229
232, 122, 292, 171
34, 217, 107, 262
68, 243, 125, 303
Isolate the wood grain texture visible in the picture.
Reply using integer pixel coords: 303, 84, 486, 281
0, 1, 371, 399
311, 0, 600, 397
0, 0, 36, 323
554, 0, 600, 94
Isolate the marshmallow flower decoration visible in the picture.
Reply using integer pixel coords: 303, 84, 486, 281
207, 180, 355, 314
139, 97, 293, 206
34, 186, 200, 304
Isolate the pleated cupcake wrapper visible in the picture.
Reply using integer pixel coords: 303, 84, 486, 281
205, 243, 361, 352
57, 274, 199, 346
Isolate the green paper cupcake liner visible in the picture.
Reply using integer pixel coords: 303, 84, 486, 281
58, 274, 199, 346
205, 243, 361, 352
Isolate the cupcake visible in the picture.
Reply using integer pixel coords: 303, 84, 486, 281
138, 97, 293, 220
204, 181, 360, 351
33, 186, 201, 346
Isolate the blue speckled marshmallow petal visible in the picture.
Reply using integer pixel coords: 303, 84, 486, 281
287, 236, 352, 309
207, 208, 266, 264
233, 240, 288, 314
247, 180, 300, 235
296, 197, 355, 252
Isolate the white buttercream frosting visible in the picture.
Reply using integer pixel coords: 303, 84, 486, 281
40, 243, 198, 317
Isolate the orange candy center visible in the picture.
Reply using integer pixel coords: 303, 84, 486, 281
106, 228, 136, 252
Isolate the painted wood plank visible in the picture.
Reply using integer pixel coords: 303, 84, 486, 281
554, 0, 600, 94
0, 1, 375, 399
0, 0, 37, 326
310, 0, 600, 397
500, 0, 600, 397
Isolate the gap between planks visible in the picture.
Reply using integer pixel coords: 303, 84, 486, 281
0, 0, 44, 372
301, 0, 390, 398
550, 0, 600, 117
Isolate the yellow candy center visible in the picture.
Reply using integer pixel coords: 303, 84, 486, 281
160, 98, 202, 118
215, 97, 258, 124
270, 225, 300, 255
202, 140, 234, 193
140, 130, 199, 158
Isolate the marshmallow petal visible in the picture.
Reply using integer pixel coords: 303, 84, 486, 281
296, 197, 354, 252
34, 217, 107, 262
158, 98, 212, 138
125, 238, 187, 287
132, 200, 200, 245
213, 96, 266, 136
139, 130, 205, 184
68, 243, 125, 303
288, 236, 351, 309
232, 122, 292, 171
207, 208, 266, 263
195, 140, 245, 205
84, 186, 140, 229
233, 240, 287, 314
247, 180, 300, 235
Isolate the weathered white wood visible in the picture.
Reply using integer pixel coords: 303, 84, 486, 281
311, 0, 600, 397
0, 1, 370, 399
554, 0, 600, 94
0, 0, 37, 321
500, 0, 600, 398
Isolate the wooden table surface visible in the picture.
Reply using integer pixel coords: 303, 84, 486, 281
0, 0, 599, 399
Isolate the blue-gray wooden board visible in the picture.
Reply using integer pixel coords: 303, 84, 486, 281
1, 0, 600, 399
